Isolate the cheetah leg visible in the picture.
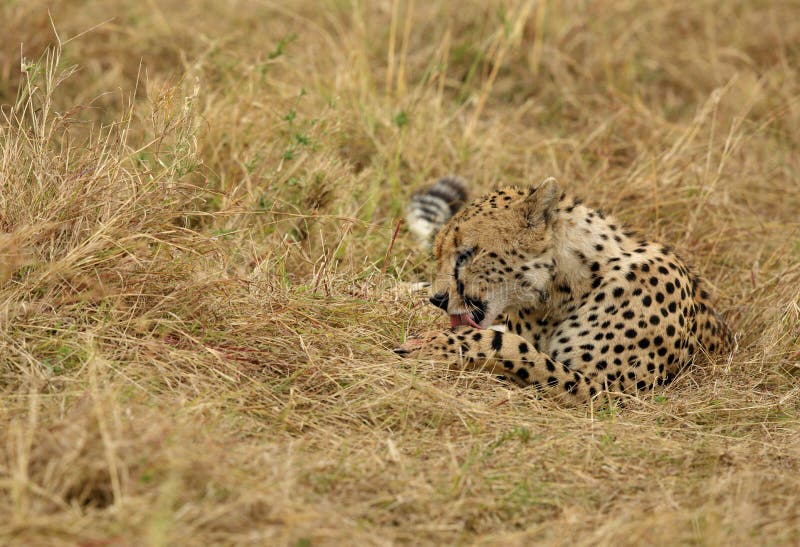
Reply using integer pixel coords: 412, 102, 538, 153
395, 327, 604, 404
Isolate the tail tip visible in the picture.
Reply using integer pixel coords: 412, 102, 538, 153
405, 175, 469, 244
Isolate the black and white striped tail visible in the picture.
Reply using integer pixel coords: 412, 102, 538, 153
405, 176, 468, 245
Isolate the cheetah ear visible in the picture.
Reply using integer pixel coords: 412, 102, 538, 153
523, 177, 560, 226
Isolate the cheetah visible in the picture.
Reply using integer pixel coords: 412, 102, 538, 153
395, 177, 733, 404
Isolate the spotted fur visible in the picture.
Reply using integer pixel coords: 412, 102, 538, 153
395, 178, 733, 404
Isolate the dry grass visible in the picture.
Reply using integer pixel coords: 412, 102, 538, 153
1, 0, 799, 544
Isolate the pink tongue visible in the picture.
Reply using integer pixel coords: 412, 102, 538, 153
450, 313, 482, 329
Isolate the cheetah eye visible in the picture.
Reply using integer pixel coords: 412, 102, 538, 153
455, 247, 476, 267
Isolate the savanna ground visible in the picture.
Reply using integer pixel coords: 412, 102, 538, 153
1, 0, 799, 545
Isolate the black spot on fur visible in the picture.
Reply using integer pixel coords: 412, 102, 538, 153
491, 330, 503, 350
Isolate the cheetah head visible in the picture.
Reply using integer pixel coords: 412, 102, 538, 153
429, 178, 561, 328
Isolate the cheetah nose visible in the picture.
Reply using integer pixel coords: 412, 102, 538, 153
429, 292, 449, 311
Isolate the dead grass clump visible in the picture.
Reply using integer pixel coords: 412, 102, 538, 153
0, 45, 213, 378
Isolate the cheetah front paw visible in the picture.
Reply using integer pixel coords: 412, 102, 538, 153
393, 330, 454, 360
